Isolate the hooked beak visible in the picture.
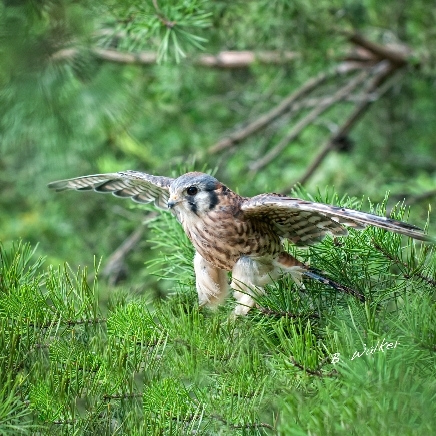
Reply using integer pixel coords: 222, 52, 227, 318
167, 194, 181, 209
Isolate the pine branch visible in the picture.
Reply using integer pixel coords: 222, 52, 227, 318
2, 233, 435, 434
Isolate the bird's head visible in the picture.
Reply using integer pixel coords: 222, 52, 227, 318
168, 172, 221, 216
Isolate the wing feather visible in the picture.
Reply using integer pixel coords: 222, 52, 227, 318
48, 170, 174, 210
241, 194, 433, 245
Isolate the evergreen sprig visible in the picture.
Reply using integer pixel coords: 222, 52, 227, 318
1, 190, 435, 434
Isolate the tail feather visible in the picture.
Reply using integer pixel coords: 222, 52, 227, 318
274, 252, 365, 302
304, 268, 365, 302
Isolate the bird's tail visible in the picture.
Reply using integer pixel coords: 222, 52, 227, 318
275, 252, 365, 302
304, 268, 365, 302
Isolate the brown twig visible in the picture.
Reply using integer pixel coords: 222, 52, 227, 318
290, 357, 338, 377
249, 70, 370, 171
208, 68, 345, 153
283, 61, 398, 191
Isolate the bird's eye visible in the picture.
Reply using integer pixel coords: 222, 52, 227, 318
187, 186, 198, 196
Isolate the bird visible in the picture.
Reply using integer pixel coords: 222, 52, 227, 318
48, 170, 433, 315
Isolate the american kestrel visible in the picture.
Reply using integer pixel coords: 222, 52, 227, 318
49, 171, 433, 315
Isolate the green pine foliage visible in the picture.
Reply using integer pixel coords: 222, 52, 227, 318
1, 1, 436, 434
2, 0, 436, 271
1, 194, 435, 435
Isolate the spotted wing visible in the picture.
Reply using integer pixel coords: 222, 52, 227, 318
241, 194, 433, 246
48, 170, 174, 210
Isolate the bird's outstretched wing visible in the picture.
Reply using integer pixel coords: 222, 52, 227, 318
242, 194, 433, 246
48, 170, 174, 210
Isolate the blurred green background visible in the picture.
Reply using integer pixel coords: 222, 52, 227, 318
1, 0, 435, 296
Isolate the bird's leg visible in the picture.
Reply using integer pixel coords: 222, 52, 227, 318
231, 256, 279, 316
232, 282, 261, 316
193, 252, 229, 307
272, 252, 307, 286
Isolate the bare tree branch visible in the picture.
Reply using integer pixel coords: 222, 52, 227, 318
51, 47, 157, 64
101, 225, 145, 286
282, 61, 398, 192
200, 50, 298, 68
409, 190, 436, 205
249, 70, 370, 172
344, 31, 410, 66
94, 48, 157, 64
101, 212, 158, 285
52, 47, 298, 67
208, 68, 350, 153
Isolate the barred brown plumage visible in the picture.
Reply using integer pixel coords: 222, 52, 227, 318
49, 170, 434, 315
